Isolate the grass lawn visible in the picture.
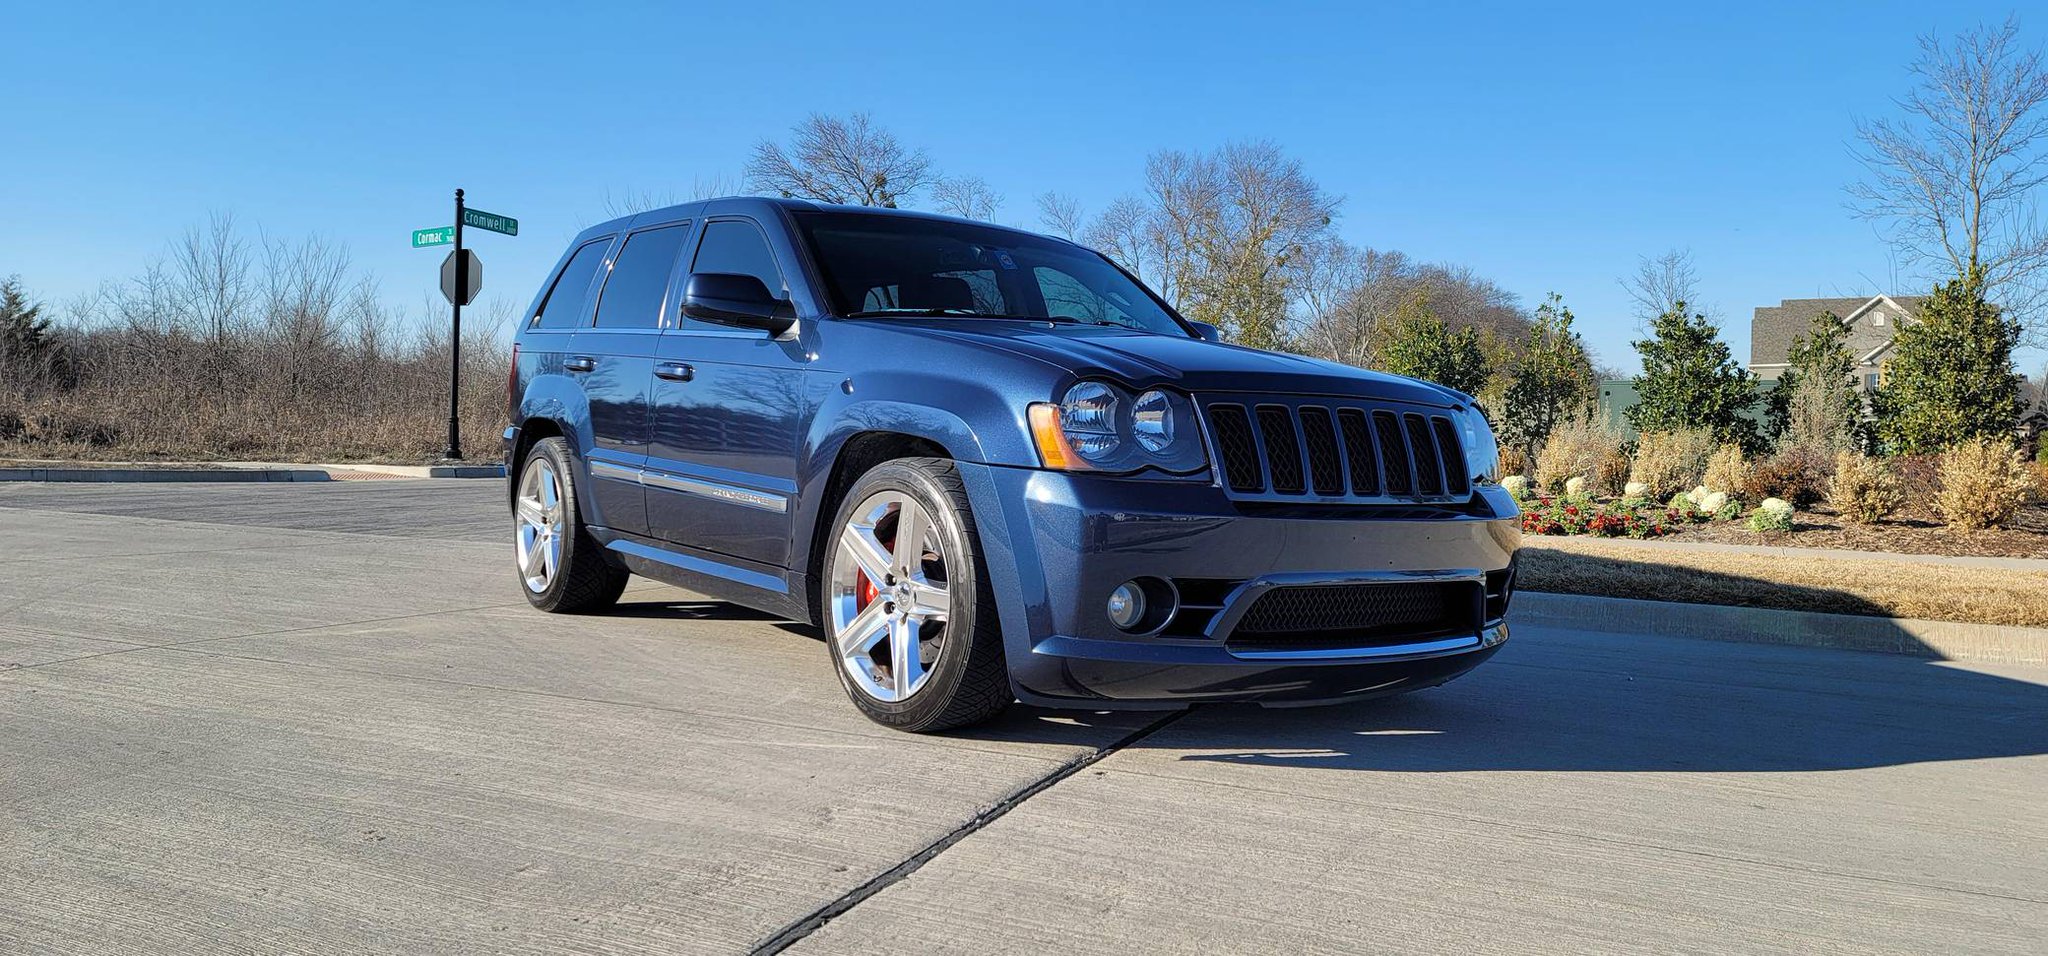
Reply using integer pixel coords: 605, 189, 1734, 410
1519, 535, 2048, 628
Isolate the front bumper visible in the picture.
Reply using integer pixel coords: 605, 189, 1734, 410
958, 463, 1520, 708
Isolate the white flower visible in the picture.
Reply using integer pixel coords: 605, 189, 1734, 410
1501, 475, 1529, 499
1700, 491, 1728, 514
1761, 497, 1793, 517
1624, 481, 1649, 498
1564, 476, 1587, 497
1686, 485, 1711, 506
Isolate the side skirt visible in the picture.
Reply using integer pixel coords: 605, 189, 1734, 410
593, 528, 810, 622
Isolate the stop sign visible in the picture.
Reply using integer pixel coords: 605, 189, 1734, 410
440, 249, 482, 306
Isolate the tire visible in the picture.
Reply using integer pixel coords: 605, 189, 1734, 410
513, 437, 629, 613
820, 457, 1010, 732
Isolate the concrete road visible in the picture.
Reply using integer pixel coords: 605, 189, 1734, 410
1, 481, 2043, 955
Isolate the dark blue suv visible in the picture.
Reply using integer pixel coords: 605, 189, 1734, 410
506, 198, 1518, 731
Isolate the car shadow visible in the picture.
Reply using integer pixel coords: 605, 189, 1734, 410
610, 563, 2048, 773
606, 600, 783, 623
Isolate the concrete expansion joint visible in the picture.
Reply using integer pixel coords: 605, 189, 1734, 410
748, 710, 1186, 954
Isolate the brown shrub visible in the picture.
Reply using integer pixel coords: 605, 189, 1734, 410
1626, 428, 1717, 500
1826, 452, 1903, 523
1701, 444, 1751, 495
1741, 444, 1832, 509
1498, 446, 1530, 479
1534, 413, 1624, 494
1595, 450, 1632, 497
1935, 440, 2039, 531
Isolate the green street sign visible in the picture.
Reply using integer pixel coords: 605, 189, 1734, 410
462, 208, 518, 236
412, 226, 453, 247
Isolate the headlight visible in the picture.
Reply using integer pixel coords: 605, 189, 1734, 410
1130, 389, 1175, 452
1028, 382, 1206, 474
1459, 405, 1500, 484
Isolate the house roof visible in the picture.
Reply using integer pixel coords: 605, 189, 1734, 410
1749, 295, 1924, 367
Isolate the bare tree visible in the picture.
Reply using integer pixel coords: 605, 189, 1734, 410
1036, 191, 1085, 239
1296, 244, 1410, 367
745, 113, 935, 208
598, 175, 744, 219
932, 176, 1001, 221
1137, 141, 1340, 349
1620, 248, 1703, 324
1852, 16, 2048, 332
1084, 196, 1157, 287
168, 213, 254, 395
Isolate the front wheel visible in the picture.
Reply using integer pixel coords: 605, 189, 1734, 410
513, 437, 629, 613
822, 457, 1010, 732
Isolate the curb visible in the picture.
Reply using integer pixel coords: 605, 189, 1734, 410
0, 468, 331, 483
1514, 591, 2047, 667
427, 465, 506, 479
0, 463, 506, 482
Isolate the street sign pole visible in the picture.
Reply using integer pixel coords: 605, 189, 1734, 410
443, 188, 465, 460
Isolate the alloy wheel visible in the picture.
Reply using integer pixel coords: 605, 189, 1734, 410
830, 490, 951, 702
514, 455, 565, 593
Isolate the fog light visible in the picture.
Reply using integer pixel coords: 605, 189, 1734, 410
1107, 582, 1146, 630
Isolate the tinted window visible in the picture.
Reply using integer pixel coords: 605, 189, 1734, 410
593, 224, 690, 328
792, 211, 1187, 335
532, 238, 611, 330
692, 220, 784, 293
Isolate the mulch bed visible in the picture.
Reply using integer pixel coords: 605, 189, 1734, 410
1654, 500, 2048, 560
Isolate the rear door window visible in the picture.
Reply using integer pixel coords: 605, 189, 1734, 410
531, 238, 611, 330
593, 224, 691, 329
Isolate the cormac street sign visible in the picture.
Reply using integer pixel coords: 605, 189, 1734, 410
412, 226, 454, 247
440, 249, 482, 306
462, 208, 518, 236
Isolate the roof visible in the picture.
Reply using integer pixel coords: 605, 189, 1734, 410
1749, 295, 1924, 367
574, 196, 1067, 247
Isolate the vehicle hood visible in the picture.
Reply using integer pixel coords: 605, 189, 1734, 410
882, 319, 1465, 407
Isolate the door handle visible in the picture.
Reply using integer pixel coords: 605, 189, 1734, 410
654, 362, 695, 382
564, 356, 596, 373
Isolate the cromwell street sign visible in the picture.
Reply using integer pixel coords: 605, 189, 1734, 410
462, 208, 518, 236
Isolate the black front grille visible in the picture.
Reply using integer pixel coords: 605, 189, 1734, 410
1256, 405, 1305, 494
1229, 581, 1479, 649
1204, 399, 1470, 502
1210, 405, 1262, 492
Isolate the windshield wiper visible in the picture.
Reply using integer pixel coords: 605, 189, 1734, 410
842, 307, 990, 318
840, 309, 1137, 331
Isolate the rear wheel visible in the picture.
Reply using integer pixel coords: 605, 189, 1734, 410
514, 437, 628, 612
823, 458, 1009, 732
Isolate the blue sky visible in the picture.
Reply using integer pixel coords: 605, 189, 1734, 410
2, 1, 2040, 373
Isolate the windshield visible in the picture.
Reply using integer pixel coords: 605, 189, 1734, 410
790, 211, 1191, 336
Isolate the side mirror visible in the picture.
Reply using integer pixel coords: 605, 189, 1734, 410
682, 272, 796, 337
1189, 321, 1223, 343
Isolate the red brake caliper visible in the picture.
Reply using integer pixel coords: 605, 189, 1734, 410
855, 569, 880, 611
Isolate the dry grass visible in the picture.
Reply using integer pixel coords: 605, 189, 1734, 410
1519, 536, 2048, 627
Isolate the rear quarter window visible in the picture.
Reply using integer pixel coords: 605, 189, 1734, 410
530, 238, 612, 330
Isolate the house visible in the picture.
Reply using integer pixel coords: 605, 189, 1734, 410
1749, 295, 1924, 392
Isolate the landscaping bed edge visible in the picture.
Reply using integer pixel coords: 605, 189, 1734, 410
1513, 591, 2047, 666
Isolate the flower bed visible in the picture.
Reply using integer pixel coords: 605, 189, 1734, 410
1518, 495, 1678, 539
